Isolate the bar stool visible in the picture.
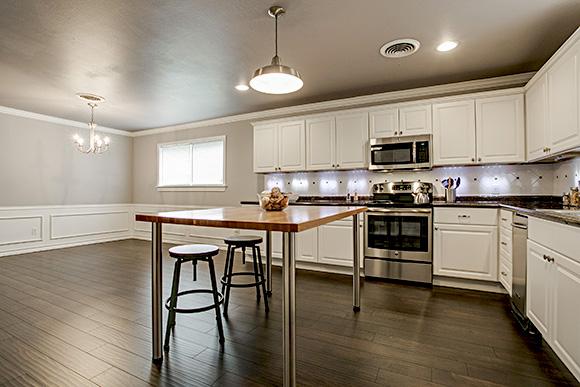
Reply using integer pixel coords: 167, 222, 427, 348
164, 244, 225, 350
221, 235, 269, 317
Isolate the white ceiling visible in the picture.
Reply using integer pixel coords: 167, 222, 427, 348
1, 1, 579, 131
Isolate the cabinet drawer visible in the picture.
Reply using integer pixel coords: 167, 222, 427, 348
499, 227, 512, 261
434, 207, 498, 226
499, 255, 512, 295
529, 217, 580, 263
500, 209, 513, 230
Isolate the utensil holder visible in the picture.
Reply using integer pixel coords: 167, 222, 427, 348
445, 188, 456, 203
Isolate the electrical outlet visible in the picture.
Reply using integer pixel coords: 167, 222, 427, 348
492, 184, 500, 195
31, 227, 38, 236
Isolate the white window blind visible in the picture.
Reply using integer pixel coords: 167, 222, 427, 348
158, 136, 225, 189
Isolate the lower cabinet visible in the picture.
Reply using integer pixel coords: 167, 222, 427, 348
527, 218, 580, 381
433, 223, 498, 281
271, 218, 364, 268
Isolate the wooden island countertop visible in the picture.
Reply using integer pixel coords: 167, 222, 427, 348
136, 205, 367, 233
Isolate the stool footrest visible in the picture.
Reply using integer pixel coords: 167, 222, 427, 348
165, 290, 223, 314
220, 272, 266, 288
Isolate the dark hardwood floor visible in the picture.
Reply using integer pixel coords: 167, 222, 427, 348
0, 239, 577, 386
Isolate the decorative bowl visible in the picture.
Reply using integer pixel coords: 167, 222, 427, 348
258, 189, 289, 211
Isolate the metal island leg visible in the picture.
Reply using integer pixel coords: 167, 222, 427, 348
353, 213, 361, 311
152, 223, 163, 364
266, 231, 273, 296
282, 232, 296, 387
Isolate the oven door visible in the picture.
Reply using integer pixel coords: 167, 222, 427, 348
364, 208, 432, 262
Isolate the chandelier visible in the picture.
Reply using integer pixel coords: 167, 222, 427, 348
74, 93, 109, 154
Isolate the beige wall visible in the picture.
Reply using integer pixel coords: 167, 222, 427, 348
132, 120, 262, 206
0, 112, 132, 206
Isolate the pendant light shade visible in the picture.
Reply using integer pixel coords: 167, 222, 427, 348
250, 6, 303, 94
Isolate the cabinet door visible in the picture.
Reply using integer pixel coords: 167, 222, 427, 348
399, 104, 432, 135
306, 116, 335, 170
552, 253, 580, 378
433, 223, 498, 281
296, 227, 317, 263
432, 100, 476, 166
318, 219, 364, 267
278, 120, 305, 172
369, 107, 398, 138
548, 43, 580, 154
253, 123, 278, 172
526, 240, 552, 338
526, 75, 549, 161
335, 112, 369, 169
476, 95, 525, 163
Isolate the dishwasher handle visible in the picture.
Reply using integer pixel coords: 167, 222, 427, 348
511, 223, 528, 230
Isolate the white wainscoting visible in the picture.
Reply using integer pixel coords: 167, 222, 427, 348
0, 204, 133, 257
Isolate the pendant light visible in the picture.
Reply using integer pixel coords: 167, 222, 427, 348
249, 6, 303, 94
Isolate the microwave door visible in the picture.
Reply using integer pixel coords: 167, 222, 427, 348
371, 143, 413, 166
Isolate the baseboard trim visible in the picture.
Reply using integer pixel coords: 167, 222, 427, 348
433, 276, 507, 294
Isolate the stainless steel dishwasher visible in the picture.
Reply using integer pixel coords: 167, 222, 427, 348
511, 213, 529, 330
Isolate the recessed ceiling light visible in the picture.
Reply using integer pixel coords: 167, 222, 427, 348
436, 41, 458, 52
235, 84, 249, 91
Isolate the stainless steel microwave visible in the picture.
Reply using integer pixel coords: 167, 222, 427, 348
369, 134, 432, 171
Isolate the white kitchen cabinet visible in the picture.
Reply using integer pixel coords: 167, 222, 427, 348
318, 218, 364, 267
253, 120, 305, 173
307, 112, 368, 171
369, 104, 431, 138
526, 74, 549, 161
432, 100, 476, 165
369, 107, 398, 137
399, 104, 432, 136
476, 94, 525, 163
527, 239, 553, 338
271, 228, 317, 263
548, 40, 580, 155
433, 223, 498, 281
527, 217, 580, 381
335, 112, 369, 169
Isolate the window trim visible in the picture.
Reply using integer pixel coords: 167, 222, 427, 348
157, 135, 227, 192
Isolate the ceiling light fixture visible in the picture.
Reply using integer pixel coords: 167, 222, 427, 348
249, 6, 303, 94
74, 93, 109, 154
235, 84, 250, 91
436, 41, 458, 52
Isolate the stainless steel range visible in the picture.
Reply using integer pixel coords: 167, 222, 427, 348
364, 181, 433, 284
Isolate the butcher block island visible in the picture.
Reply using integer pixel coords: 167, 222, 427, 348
136, 205, 367, 387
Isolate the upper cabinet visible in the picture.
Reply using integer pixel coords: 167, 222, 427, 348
253, 120, 305, 173
432, 100, 476, 165
433, 94, 524, 166
306, 112, 369, 171
369, 103, 431, 138
526, 31, 580, 161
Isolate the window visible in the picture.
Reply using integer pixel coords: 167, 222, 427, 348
158, 136, 226, 191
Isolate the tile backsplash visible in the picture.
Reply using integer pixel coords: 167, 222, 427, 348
264, 159, 580, 198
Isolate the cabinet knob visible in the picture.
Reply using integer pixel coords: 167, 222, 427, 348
471, 158, 475, 162
399, 131, 403, 135
434, 226, 438, 230
501, 241, 507, 246
478, 157, 482, 162
501, 271, 507, 276
547, 147, 551, 153
336, 164, 339, 167
394, 131, 398, 135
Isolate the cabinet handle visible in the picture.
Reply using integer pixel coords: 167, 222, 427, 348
458, 214, 470, 218
543, 254, 548, 260
471, 158, 475, 162
501, 241, 507, 245
501, 218, 507, 221
478, 157, 482, 162
501, 271, 507, 276
548, 256, 555, 263
547, 147, 551, 153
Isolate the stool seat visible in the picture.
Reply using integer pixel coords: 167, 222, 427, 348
169, 244, 219, 259
224, 235, 263, 247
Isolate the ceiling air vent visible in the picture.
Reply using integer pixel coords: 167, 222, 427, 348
380, 39, 420, 58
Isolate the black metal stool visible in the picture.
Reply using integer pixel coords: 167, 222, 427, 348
221, 235, 269, 317
164, 244, 225, 350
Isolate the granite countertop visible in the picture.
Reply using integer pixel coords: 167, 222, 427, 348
242, 195, 580, 227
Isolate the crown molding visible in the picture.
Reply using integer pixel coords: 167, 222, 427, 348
0, 106, 132, 137
133, 72, 534, 137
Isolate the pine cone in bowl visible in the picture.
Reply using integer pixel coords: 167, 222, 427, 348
258, 187, 289, 211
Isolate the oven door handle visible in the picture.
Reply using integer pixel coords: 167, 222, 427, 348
367, 208, 432, 214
